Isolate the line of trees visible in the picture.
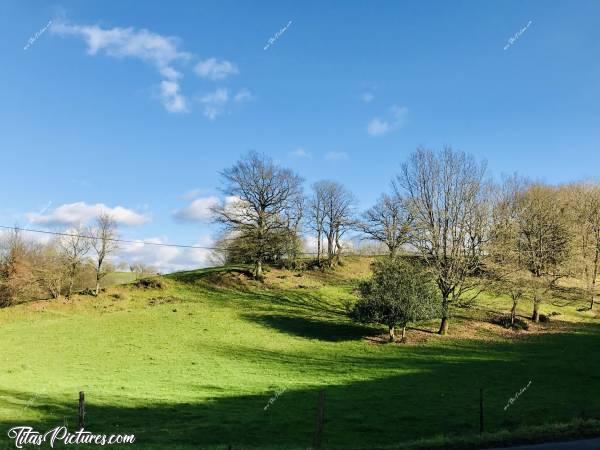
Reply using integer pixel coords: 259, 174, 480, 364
214, 148, 600, 335
0, 213, 125, 305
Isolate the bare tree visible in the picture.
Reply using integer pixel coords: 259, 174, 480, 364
563, 183, 600, 310
513, 184, 570, 322
357, 192, 412, 257
0, 228, 38, 306
307, 183, 327, 266
312, 180, 356, 268
212, 151, 304, 279
34, 238, 67, 299
396, 146, 488, 335
59, 225, 92, 298
488, 175, 532, 325
129, 263, 157, 279
91, 212, 119, 295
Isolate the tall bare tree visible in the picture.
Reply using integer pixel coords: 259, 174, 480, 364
562, 182, 600, 309
488, 175, 531, 325
307, 183, 327, 266
312, 180, 356, 267
91, 212, 119, 296
59, 225, 92, 298
513, 184, 570, 322
357, 192, 412, 257
396, 146, 488, 335
213, 151, 303, 279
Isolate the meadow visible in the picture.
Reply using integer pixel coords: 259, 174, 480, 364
1, 257, 599, 449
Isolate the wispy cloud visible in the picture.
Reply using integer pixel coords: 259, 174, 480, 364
26, 202, 149, 226
324, 151, 349, 161
290, 148, 312, 159
51, 21, 191, 113
50, 21, 248, 117
234, 88, 253, 102
160, 80, 188, 113
194, 58, 239, 80
197, 87, 252, 120
361, 92, 374, 103
198, 88, 229, 120
367, 105, 408, 136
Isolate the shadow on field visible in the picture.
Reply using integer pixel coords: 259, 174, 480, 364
244, 314, 376, 342
2, 325, 600, 449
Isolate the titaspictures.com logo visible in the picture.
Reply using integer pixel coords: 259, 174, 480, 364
7, 426, 135, 448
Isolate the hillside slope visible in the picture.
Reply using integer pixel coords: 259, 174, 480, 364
1, 257, 600, 449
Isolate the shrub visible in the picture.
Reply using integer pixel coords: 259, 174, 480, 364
491, 315, 529, 330
350, 257, 439, 342
134, 278, 165, 289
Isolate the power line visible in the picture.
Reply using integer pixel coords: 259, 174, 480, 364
0, 225, 220, 250
0, 225, 390, 256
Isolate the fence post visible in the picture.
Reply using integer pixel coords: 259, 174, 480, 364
479, 387, 484, 435
78, 391, 85, 429
313, 389, 325, 449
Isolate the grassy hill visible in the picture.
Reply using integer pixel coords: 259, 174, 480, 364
1, 256, 600, 449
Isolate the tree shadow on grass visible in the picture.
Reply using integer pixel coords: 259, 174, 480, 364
0, 327, 600, 448
3, 326, 600, 449
244, 314, 378, 342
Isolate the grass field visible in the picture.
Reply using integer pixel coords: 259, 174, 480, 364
1, 257, 600, 449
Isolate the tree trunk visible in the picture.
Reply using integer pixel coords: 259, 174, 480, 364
532, 296, 540, 323
68, 277, 74, 298
591, 251, 598, 310
255, 260, 263, 280
327, 234, 334, 268
438, 317, 449, 335
316, 230, 321, 266
401, 325, 406, 342
510, 300, 517, 325
95, 280, 101, 297
438, 296, 449, 335
388, 325, 395, 342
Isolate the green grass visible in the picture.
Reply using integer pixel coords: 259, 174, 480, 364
1, 257, 599, 449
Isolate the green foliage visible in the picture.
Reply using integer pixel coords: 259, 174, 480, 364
350, 257, 440, 340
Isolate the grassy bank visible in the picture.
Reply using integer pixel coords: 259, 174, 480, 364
1, 257, 599, 448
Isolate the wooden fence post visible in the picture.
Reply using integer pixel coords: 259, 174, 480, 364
479, 387, 484, 435
313, 389, 325, 449
78, 391, 85, 429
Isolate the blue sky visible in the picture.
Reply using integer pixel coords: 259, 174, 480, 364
1, 0, 600, 270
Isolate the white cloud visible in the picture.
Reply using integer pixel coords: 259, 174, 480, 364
367, 118, 389, 136
196, 88, 251, 120
26, 202, 149, 226
367, 105, 408, 136
361, 92, 374, 103
324, 151, 349, 161
160, 80, 188, 113
198, 88, 229, 120
173, 196, 219, 222
194, 58, 239, 80
290, 148, 311, 158
234, 88, 253, 103
51, 21, 191, 113
116, 235, 214, 273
